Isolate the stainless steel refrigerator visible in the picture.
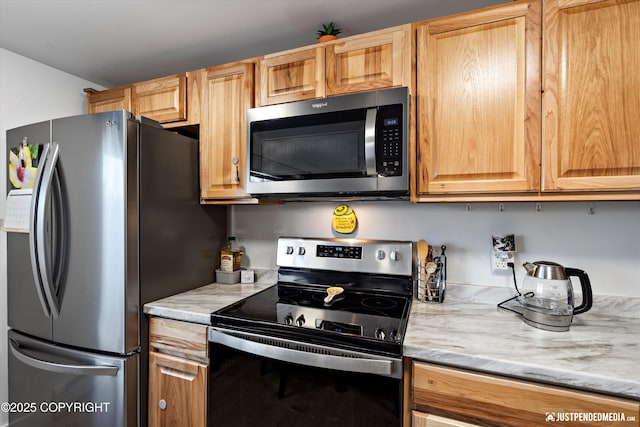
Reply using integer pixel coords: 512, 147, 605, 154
5, 111, 226, 426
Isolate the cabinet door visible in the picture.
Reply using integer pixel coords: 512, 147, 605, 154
542, 0, 640, 192
133, 73, 187, 123
412, 411, 480, 427
416, 1, 541, 195
86, 86, 132, 114
200, 62, 256, 201
148, 351, 207, 427
326, 25, 411, 96
412, 362, 640, 426
259, 46, 325, 105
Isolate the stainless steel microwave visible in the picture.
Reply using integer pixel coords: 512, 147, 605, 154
246, 87, 409, 199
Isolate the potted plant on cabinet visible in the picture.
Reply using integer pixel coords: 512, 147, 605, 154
317, 22, 342, 43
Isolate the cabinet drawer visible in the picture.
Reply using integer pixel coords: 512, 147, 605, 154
149, 317, 208, 361
412, 362, 639, 426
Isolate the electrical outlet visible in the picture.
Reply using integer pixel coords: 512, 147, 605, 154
491, 234, 516, 272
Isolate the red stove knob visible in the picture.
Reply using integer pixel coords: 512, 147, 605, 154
284, 314, 294, 325
375, 328, 386, 340
295, 315, 305, 327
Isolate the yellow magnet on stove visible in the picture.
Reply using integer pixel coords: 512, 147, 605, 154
332, 204, 357, 234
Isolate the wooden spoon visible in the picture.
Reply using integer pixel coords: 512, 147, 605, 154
416, 240, 433, 301
324, 286, 344, 304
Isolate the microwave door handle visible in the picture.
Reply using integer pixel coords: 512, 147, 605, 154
364, 107, 378, 176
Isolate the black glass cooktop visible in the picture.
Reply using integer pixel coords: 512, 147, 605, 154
212, 281, 412, 357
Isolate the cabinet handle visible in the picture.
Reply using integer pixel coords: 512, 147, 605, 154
232, 157, 240, 184
159, 399, 167, 410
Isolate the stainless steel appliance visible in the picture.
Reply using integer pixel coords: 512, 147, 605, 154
246, 87, 409, 199
517, 261, 593, 331
5, 111, 226, 426
209, 237, 414, 426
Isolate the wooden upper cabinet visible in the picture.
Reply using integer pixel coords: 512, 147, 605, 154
85, 86, 132, 114
133, 73, 187, 123
542, 0, 640, 192
326, 25, 411, 97
258, 25, 412, 106
415, 0, 541, 196
259, 47, 325, 105
200, 62, 256, 201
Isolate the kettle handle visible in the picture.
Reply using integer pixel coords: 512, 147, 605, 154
565, 267, 593, 315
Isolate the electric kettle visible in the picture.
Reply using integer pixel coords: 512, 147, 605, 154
518, 261, 593, 331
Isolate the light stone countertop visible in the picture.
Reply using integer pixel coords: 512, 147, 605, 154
143, 276, 640, 400
405, 284, 640, 400
143, 270, 277, 324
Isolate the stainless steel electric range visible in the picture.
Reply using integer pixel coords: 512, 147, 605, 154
208, 237, 414, 427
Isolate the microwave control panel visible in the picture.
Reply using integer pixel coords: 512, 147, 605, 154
376, 104, 404, 177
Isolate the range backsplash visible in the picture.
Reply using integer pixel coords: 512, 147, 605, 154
230, 200, 640, 298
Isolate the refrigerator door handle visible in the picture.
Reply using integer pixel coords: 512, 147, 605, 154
29, 142, 53, 318
30, 142, 62, 319
9, 338, 119, 376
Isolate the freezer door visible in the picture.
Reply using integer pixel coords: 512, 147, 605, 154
8, 330, 138, 427
48, 111, 137, 354
6, 120, 53, 340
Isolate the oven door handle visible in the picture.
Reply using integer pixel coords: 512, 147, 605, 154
209, 327, 401, 379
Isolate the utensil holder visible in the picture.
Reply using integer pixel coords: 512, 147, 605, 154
416, 247, 446, 303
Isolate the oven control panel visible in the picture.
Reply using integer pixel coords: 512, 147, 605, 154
317, 244, 362, 259
277, 237, 414, 276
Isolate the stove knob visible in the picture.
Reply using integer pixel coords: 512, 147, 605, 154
284, 314, 294, 325
295, 315, 305, 327
286, 246, 294, 255
376, 249, 386, 260
375, 328, 386, 340
389, 250, 400, 262
389, 329, 398, 341
298, 246, 306, 255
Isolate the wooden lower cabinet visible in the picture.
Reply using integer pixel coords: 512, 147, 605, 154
148, 351, 207, 427
412, 411, 480, 427
149, 317, 209, 427
406, 360, 640, 427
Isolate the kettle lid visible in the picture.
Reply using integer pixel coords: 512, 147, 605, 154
523, 261, 567, 280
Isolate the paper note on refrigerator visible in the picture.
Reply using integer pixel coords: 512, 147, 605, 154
1, 189, 32, 233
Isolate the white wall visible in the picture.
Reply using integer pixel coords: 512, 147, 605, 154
0, 47, 104, 427
231, 200, 640, 298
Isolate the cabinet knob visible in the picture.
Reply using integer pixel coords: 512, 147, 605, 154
159, 399, 167, 410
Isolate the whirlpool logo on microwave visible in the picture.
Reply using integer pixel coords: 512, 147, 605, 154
311, 102, 328, 109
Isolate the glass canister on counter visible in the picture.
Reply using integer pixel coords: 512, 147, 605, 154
220, 237, 243, 272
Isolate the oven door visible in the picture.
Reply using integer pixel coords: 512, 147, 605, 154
208, 327, 402, 427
